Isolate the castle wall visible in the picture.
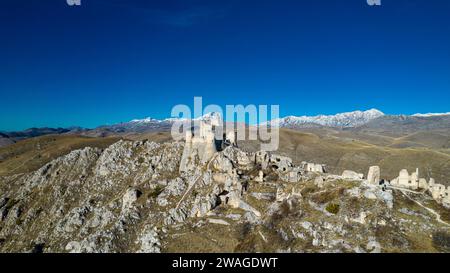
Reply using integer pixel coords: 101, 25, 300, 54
179, 121, 219, 172
398, 169, 409, 187
444, 186, 450, 205
390, 168, 448, 206
419, 178, 428, 190
304, 162, 324, 173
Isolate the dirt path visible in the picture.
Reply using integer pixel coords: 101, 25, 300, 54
175, 153, 221, 209
175, 174, 202, 209
0, 152, 41, 176
396, 188, 450, 227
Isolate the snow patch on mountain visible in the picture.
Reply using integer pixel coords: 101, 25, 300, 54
130, 112, 222, 124
271, 109, 384, 128
412, 112, 450, 117
130, 117, 163, 123
129, 110, 384, 129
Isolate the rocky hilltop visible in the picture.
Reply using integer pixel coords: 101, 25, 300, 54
1, 136, 450, 253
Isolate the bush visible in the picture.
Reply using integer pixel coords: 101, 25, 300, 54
31, 243, 45, 254
191, 190, 198, 197
433, 231, 450, 252
325, 203, 340, 214
148, 185, 164, 198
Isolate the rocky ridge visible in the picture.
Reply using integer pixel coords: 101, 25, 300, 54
0, 139, 449, 253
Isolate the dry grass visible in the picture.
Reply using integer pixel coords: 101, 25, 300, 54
164, 223, 239, 253
243, 129, 450, 186
310, 187, 345, 204
0, 134, 120, 176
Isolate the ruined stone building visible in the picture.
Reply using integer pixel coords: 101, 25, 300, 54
390, 168, 450, 205
302, 162, 326, 173
179, 114, 237, 172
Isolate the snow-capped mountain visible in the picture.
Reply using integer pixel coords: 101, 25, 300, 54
82, 113, 223, 137
91, 118, 174, 135
129, 117, 164, 123
270, 109, 385, 128
129, 112, 221, 124
3, 109, 449, 144
96, 110, 384, 135
412, 112, 450, 117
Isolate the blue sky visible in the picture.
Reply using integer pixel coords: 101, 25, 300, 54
1, 0, 450, 131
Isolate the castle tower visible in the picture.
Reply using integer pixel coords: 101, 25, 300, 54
179, 117, 220, 173
410, 168, 419, 190
398, 169, 409, 187
367, 166, 380, 185
429, 178, 435, 187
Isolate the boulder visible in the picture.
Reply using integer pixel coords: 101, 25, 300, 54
135, 226, 161, 253
122, 188, 141, 212
254, 170, 264, 182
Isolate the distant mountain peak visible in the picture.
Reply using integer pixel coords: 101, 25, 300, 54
129, 112, 222, 124
129, 117, 162, 123
273, 109, 384, 128
412, 112, 450, 117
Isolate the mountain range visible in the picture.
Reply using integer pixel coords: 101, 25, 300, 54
1, 109, 450, 147
270, 109, 385, 128
0, 128, 71, 147
1, 113, 450, 253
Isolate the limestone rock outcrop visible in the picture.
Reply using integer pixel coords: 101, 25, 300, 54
0, 135, 448, 253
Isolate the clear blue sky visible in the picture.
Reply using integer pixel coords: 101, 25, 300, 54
1, 0, 450, 131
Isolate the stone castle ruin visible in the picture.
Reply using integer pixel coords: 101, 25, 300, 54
390, 168, 450, 204
303, 162, 326, 173
177, 114, 333, 218
365, 165, 450, 206
179, 114, 449, 218
179, 113, 237, 172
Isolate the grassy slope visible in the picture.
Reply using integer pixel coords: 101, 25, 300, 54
0, 135, 121, 176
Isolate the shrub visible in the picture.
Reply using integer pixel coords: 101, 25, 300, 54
325, 203, 340, 214
31, 243, 45, 254
148, 185, 164, 198
191, 190, 198, 197
433, 231, 450, 252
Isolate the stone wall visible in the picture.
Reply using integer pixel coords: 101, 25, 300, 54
390, 168, 449, 205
